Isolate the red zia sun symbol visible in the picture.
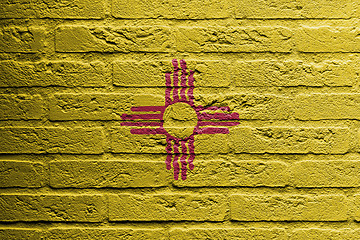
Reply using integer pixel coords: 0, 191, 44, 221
121, 59, 240, 180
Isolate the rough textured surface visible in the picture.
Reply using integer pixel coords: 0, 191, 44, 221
169, 228, 287, 240
50, 94, 163, 120
353, 195, 360, 221
55, 26, 174, 53
1, 0, 360, 238
0, 127, 104, 154
112, 0, 230, 19
230, 194, 349, 221
50, 161, 172, 188
0, 61, 106, 87
0, 26, 46, 53
291, 161, 360, 187
228, 127, 350, 154
113, 59, 356, 87
294, 94, 360, 120
291, 229, 360, 240
173, 160, 289, 187
197, 94, 292, 120
232, 60, 355, 87
0, 194, 106, 222
0, 229, 43, 240
109, 194, 227, 221
0, 161, 44, 188
110, 127, 167, 153
113, 60, 231, 87
235, 0, 358, 19
176, 26, 293, 52
296, 27, 360, 52
0, 0, 105, 19
0, 94, 44, 120
48, 228, 167, 240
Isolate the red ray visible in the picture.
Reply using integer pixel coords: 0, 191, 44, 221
180, 59, 188, 101
180, 141, 188, 180
130, 128, 166, 134
188, 69, 194, 86
121, 122, 162, 127
188, 136, 195, 170
165, 138, 172, 170
121, 113, 163, 120
173, 141, 180, 180
165, 72, 172, 106
172, 59, 180, 102
187, 70, 195, 105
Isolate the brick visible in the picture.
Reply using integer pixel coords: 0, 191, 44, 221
112, 127, 349, 154
231, 60, 354, 87
228, 127, 350, 154
113, 60, 172, 87
294, 94, 360, 120
188, 60, 232, 87
0, 26, 45, 53
50, 160, 171, 188
0, 94, 44, 120
195, 134, 230, 154
296, 27, 360, 52
175, 26, 293, 52
353, 195, 360, 221
0, 127, 104, 154
196, 94, 292, 120
50, 93, 288, 121
110, 127, 167, 154
358, 129, 360, 152
235, 0, 357, 19
48, 228, 166, 240
0, 228, 43, 240
291, 229, 360, 240
113, 60, 231, 87
49, 94, 163, 121
55, 25, 173, 53
291, 161, 360, 187
0, 194, 106, 222
173, 160, 289, 187
0, 61, 106, 87
170, 228, 287, 240
230, 194, 349, 221
109, 194, 226, 221
0, 161, 44, 188
0, 0, 105, 19
112, 0, 230, 19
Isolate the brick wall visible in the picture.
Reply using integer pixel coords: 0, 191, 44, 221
1, 0, 360, 239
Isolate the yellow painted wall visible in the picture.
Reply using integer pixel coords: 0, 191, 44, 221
1, 0, 360, 239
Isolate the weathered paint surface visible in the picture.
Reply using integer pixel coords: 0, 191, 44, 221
1, 0, 360, 239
